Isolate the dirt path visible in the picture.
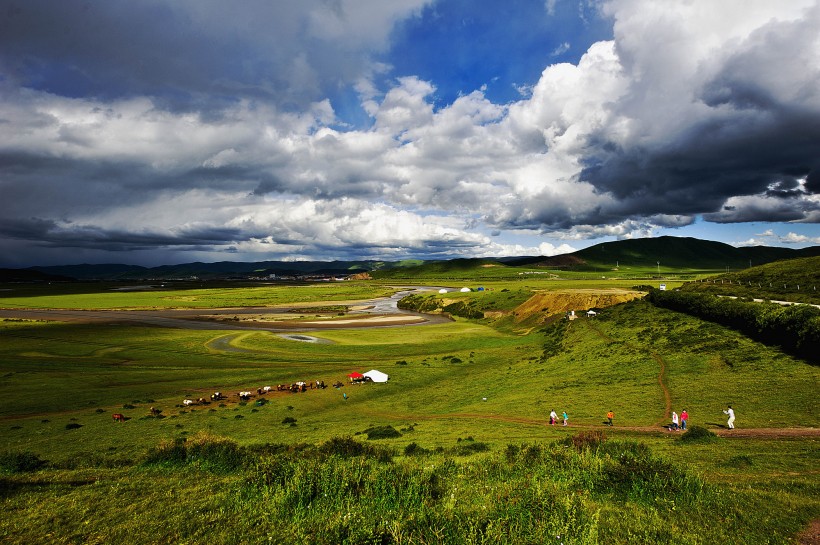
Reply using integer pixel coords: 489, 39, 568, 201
799, 520, 820, 545
354, 409, 820, 438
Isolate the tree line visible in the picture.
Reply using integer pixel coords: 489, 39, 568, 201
646, 289, 820, 364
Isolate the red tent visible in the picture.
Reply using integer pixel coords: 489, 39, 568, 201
347, 372, 364, 379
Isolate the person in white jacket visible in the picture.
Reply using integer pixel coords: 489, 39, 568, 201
671, 411, 679, 431
723, 405, 735, 429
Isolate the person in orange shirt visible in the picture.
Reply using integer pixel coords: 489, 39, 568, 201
606, 410, 614, 426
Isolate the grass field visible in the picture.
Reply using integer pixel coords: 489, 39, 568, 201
0, 279, 818, 544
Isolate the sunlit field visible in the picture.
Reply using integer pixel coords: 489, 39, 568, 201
1, 279, 817, 544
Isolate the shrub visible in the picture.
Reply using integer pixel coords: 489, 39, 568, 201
317, 437, 390, 460
403, 442, 428, 456
143, 438, 187, 466
561, 430, 606, 452
442, 301, 484, 319
143, 433, 248, 472
680, 425, 718, 443
185, 432, 248, 472
363, 425, 401, 440
0, 451, 46, 473
598, 441, 702, 502
282, 417, 297, 425
725, 454, 754, 468
453, 441, 490, 455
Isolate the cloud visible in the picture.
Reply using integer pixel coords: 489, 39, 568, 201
575, 0, 820, 222
550, 42, 571, 56
738, 231, 820, 247
0, 0, 818, 266
0, 0, 431, 112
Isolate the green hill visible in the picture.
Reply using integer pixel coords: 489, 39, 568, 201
524, 236, 820, 271
680, 255, 820, 304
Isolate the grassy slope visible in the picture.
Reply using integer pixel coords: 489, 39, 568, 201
681, 255, 820, 304
0, 279, 818, 544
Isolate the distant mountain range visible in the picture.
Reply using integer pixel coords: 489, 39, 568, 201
2, 236, 818, 281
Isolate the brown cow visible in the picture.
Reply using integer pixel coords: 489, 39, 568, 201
112, 413, 125, 422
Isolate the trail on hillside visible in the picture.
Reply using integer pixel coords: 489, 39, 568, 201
355, 409, 820, 439
581, 319, 672, 425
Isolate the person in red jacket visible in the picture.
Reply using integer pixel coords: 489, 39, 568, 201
680, 409, 689, 430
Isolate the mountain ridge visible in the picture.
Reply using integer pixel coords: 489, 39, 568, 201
5, 236, 818, 281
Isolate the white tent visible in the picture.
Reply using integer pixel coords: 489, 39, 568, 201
363, 369, 389, 383
460, 287, 471, 292
438, 288, 448, 293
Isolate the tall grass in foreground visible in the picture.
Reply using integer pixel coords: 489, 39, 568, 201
3, 432, 814, 545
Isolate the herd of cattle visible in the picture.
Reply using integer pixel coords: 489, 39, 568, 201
112, 380, 337, 421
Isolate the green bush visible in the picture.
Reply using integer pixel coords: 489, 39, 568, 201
319, 437, 390, 460
403, 442, 428, 456
442, 301, 484, 319
142, 433, 248, 472
0, 451, 46, 473
142, 438, 187, 467
185, 433, 248, 472
561, 430, 607, 452
599, 441, 702, 503
363, 425, 402, 440
453, 441, 490, 455
680, 425, 718, 443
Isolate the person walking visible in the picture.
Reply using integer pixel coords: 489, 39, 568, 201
723, 405, 735, 429
549, 409, 558, 426
680, 409, 689, 430
606, 410, 614, 426
562, 411, 568, 426
671, 411, 679, 431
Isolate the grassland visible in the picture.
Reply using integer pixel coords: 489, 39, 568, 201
0, 281, 395, 309
0, 277, 818, 544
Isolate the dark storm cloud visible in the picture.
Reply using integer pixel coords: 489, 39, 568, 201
577, 77, 820, 223
580, 105, 820, 221
0, 0, 408, 113
703, 198, 820, 224
0, 215, 246, 251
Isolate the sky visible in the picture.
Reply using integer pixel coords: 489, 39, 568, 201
0, 0, 819, 268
